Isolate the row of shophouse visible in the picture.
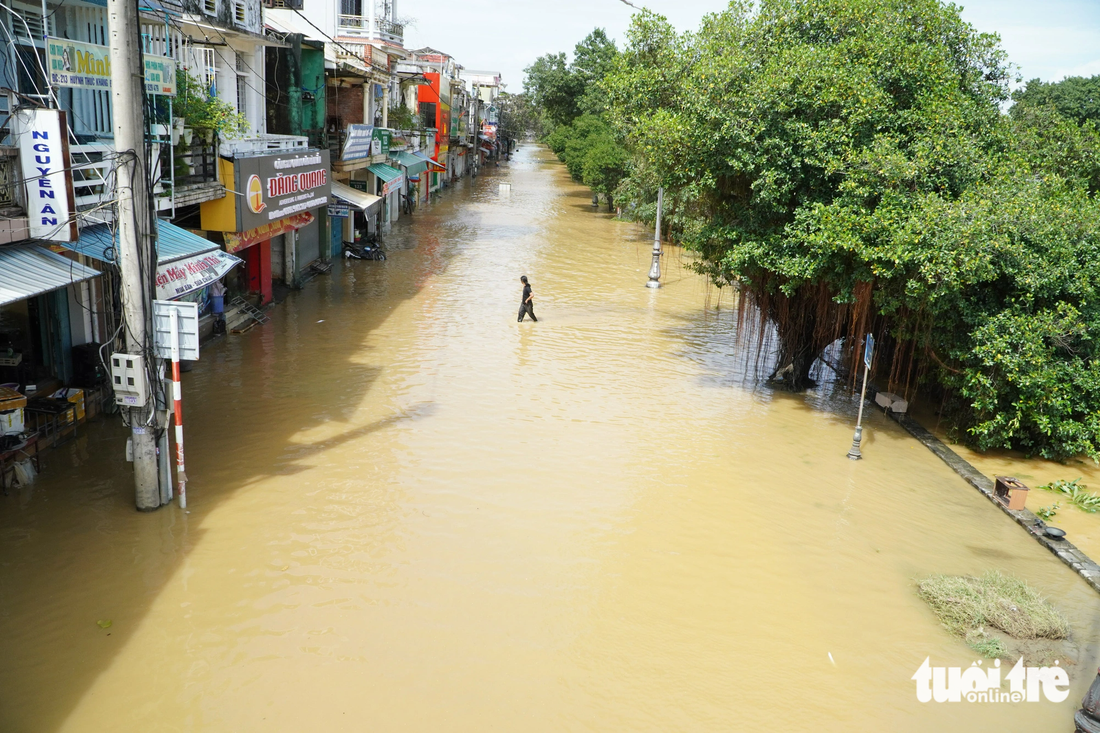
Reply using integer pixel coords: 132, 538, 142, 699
0, 0, 510, 477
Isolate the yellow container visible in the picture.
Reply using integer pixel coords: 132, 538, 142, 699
0, 386, 27, 412
50, 388, 85, 424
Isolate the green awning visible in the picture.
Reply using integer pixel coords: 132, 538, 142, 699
367, 164, 403, 183
387, 151, 429, 177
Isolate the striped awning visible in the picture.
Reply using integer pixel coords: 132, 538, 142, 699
61, 221, 218, 265
366, 163, 403, 183
60, 222, 239, 301
0, 244, 101, 307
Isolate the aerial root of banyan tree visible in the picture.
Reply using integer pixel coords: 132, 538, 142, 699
734, 277, 928, 399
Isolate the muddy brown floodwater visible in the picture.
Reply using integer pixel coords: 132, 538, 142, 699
2, 145, 1099, 732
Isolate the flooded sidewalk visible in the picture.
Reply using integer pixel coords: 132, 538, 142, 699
1, 145, 1098, 732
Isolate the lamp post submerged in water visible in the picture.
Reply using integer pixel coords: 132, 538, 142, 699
647, 187, 664, 288
847, 334, 875, 460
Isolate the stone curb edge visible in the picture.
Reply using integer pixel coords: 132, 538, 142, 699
874, 398, 1100, 595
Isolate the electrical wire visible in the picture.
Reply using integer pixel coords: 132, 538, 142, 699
0, 1, 57, 106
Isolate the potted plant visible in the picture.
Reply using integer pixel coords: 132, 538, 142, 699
173, 71, 249, 144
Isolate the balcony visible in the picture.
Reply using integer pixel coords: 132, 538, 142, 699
165, 140, 225, 207
67, 139, 224, 220
69, 143, 173, 216
335, 41, 368, 64
336, 16, 404, 45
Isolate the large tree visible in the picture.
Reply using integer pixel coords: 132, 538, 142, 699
527, 28, 630, 209
604, 0, 1100, 460
523, 52, 583, 127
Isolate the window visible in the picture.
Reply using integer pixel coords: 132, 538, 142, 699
236, 53, 249, 121
340, 0, 362, 15
204, 0, 216, 14
15, 45, 47, 99
234, 0, 246, 24
418, 102, 436, 130
10, 1, 51, 41
184, 44, 217, 94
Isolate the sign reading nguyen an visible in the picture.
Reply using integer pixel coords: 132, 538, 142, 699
11, 109, 77, 242
46, 38, 176, 96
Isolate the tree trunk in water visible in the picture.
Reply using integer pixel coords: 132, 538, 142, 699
771, 310, 819, 391
765, 284, 839, 391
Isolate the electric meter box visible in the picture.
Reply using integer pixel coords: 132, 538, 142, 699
111, 353, 148, 407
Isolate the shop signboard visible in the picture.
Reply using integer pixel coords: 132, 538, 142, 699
46, 38, 176, 95
341, 125, 375, 161
374, 128, 391, 155
328, 204, 350, 218
341, 126, 392, 162
224, 211, 315, 253
381, 174, 404, 197
143, 56, 177, 95
10, 109, 77, 242
155, 250, 242, 301
235, 150, 331, 231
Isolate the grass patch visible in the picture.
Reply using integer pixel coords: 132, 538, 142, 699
965, 630, 1009, 659
1037, 478, 1100, 513
917, 571, 1069, 657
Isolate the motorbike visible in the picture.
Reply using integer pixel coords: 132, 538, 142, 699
342, 239, 386, 261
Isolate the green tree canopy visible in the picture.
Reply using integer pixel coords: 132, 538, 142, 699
523, 52, 583, 127
602, 0, 1100, 460
527, 28, 630, 209
1012, 75, 1100, 126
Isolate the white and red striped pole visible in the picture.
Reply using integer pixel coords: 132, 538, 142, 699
170, 309, 188, 508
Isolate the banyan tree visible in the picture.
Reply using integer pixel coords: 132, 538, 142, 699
606, 0, 1100, 460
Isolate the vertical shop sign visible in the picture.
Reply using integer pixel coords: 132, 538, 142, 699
11, 109, 77, 242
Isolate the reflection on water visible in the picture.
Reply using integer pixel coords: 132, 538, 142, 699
1, 146, 1098, 732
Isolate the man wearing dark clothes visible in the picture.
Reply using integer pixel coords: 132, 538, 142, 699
518, 275, 537, 322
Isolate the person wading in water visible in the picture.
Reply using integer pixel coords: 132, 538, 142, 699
518, 276, 537, 322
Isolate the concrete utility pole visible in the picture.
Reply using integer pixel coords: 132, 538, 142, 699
108, 0, 161, 509
646, 187, 663, 288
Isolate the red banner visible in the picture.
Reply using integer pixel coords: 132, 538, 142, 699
224, 211, 315, 253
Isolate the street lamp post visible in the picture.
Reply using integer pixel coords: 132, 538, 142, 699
847, 334, 875, 460
646, 187, 663, 289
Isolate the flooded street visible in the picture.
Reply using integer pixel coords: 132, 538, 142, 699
2, 145, 1100, 731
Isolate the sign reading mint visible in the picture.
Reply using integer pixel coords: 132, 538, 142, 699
46, 38, 176, 95
340, 125, 392, 162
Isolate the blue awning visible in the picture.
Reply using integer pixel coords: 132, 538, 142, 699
156, 221, 219, 263
412, 151, 446, 171
64, 221, 219, 265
